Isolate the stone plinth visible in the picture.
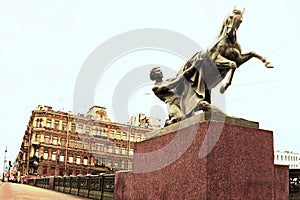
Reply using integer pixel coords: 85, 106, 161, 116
115, 113, 288, 200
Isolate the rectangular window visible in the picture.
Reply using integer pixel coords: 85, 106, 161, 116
121, 161, 125, 169
59, 153, 64, 162
52, 137, 58, 145
71, 123, 76, 132
85, 126, 90, 134
128, 161, 132, 170
137, 135, 142, 142
108, 146, 113, 153
83, 157, 88, 165
122, 148, 126, 155
44, 151, 48, 160
46, 120, 52, 128
116, 131, 121, 138
115, 146, 120, 154
62, 122, 67, 131
130, 134, 135, 142
78, 125, 83, 134
69, 155, 74, 163
130, 148, 134, 156
76, 156, 81, 165
122, 132, 127, 140
52, 151, 57, 161
35, 134, 40, 142
108, 160, 112, 167
77, 141, 82, 149
54, 120, 59, 130
110, 130, 114, 138
61, 138, 66, 147
43, 166, 48, 175
69, 139, 74, 148
114, 162, 119, 168
45, 136, 50, 144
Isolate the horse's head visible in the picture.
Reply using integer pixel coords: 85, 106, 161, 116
218, 8, 245, 39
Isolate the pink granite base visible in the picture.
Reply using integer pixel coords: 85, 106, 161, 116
115, 120, 288, 200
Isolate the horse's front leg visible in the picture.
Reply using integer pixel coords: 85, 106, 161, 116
215, 55, 236, 94
237, 52, 274, 68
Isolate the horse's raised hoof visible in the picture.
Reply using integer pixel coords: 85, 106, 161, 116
265, 62, 274, 68
220, 86, 226, 94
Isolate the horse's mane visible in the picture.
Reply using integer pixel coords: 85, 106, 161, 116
217, 16, 230, 39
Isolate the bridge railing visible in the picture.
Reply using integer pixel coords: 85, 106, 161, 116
28, 174, 114, 200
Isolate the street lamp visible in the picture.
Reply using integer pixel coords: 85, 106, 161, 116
3, 146, 7, 181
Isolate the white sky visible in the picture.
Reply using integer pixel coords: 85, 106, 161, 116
1, 0, 300, 169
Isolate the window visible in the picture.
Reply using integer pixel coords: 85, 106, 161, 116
121, 161, 125, 169
85, 126, 90, 134
130, 148, 134, 156
43, 166, 48, 175
77, 141, 82, 149
71, 123, 76, 132
78, 125, 83, 134
46, 120, 51, 128
97, 144, 104, 152
76, 155, 81, 164
116, 132, 120, 138
83, 157, 88, 165
128, 161, 132, 170
35, 134, 40, 142
108, 160, 112, 167
115, 146, 120, 154
69, 139, 75, 148
114, 162, 119, 168
45, 135, 50, 144
59, 153, 64, 162
281, 155, 283, 160
122, 148, 127, 155
122, 132, 127, 140
62, 122, 67, 131
54, 120, 59, 130
100, 129, 106, 137
52, 151, 57, 161
52, 137, 58, 145
36, 118, 42, 128
61, 138, 66, 147
44, 150, 48, 160
110, 130, 114, 138
69, 154, 74, 163
137, 135, 142, 142
130, 134, 135, 142
108, 146, 113, 153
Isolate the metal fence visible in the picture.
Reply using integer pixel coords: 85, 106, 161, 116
28, 174, 114, 200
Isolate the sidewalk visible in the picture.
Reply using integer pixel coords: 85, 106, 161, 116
0, 182, 90, 200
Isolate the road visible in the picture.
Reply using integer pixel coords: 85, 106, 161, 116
0, 182, 89, 200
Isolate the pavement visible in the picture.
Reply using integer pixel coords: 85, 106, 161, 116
0, 182, 90, 200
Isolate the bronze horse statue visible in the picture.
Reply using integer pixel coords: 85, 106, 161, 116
176, 8, 273, 115
151, 8, 274, 126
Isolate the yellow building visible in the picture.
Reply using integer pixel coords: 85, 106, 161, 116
16, 105, 155, 176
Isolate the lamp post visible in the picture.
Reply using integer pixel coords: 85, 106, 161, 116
128, 117, 133, 170
3, 146, 7, 181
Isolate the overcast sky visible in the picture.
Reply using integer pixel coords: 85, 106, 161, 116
1, 0, 299, 170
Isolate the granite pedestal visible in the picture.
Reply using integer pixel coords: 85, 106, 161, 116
115, 113, 289, 199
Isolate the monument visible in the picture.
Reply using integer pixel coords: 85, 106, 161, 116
114, 8, 289, 199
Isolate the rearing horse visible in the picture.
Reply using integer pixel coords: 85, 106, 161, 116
177, 8, 273, 116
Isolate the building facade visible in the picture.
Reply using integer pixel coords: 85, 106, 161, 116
16, 105, 155, 177
274, 150, 300, 169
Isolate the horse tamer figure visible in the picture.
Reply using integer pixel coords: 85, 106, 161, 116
151, 8, 274, 126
